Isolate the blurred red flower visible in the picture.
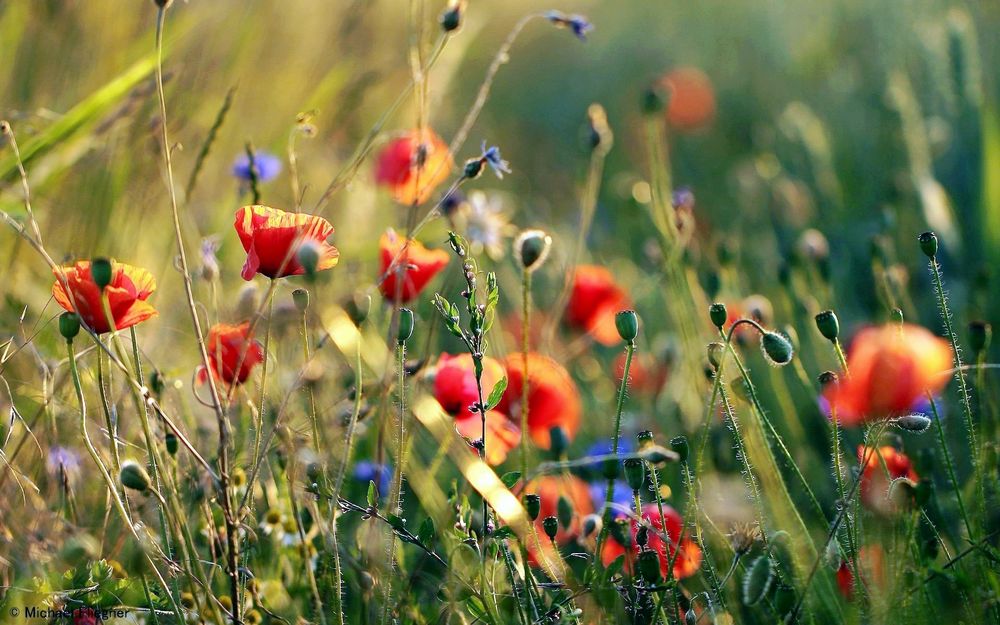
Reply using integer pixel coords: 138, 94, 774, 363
823, 324, 952, 425
527, 474, 594, 545
379, 229, 450, 303
454, 410, 521, 465
661, 67, 716, 132
601, 503, 702, 580
498, 352, 581, 449
234, 205, 339, 281
567, 265, 631, 346
433, 353, 506, 420
837, 545, 885, 599
197, 322, 265, 387
858, 445, 918, 514
614, 351, 669, 395
52, 260, 157, 334
375, 129, 453, 205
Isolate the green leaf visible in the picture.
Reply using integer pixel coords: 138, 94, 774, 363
366, 480, 377, 507
491, 526, 514, 540
417, 517, 435, 545
499, 470, 521, 489
486, 376, 508, 410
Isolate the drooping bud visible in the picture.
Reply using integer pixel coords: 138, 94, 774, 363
120, 460, 151, 492
894, 414, 932, 434
542, 516, 559, 541
760, 332, 794, 366
59, 312, 81, 341
623, 458, 645, 492
524, 494, 541, 521
615, 310, 639, 343
292, 288, 310, 313
396, 308, 415, 345
670, 435, 689, 463
514, 229, 552, 273
91, 258, 113, 290
814, 310, 840, 342
709, 303, 728, 330
557, 495, 573, 529
918, 231, 938, 258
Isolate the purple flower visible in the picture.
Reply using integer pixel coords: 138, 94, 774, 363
480, 142, 511, 179
232, 151, 282, 183
672, 187, 695, 210
354, 461, 392, 497
47, 446, 81, 483
440, 189, 468, 217
546, 10, 593, 42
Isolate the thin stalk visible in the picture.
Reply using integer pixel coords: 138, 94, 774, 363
519, 269, 531, 483
926, 393, 974, 538
380, 340, 408, 625
594, 339, 635, 563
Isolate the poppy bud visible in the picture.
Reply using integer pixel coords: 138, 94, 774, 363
635, 525, 649, 548
969, 321, 991, 354
636, 430, 655, 448
439, 0, 464, 32
709, 303, 728, 330
814, 310, 840, 341
670, 435, 689, 463
581, 513, 602, 538
524, 494, 541, 521
59, 312, 81, 341
894, 414, 932, 434
918, 231, 938, 258
120, 460, 151, 492
514, 229, 552, 272
707, 341, 725, 370
818, 370, 838, 388
616, 310, 639, 342
165, 432, 178, 456
463, 158, 484, 179
291, 288, 310, 313
760, 332, 794, 366
557, 495, 573, 529
624, 458, 645, 491
297, 240, 321, 276
637, 550, 661, 583
542, 516, 559, 541
397, 308, 415, 345
91, 257, 113, 290
154, 0, 173, 8
549, 426, 569, 457
889, 308, 904, 325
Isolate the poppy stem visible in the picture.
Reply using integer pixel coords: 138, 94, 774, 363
252, 284, 276, 495
925, 393, 974, 539
519, 268, 531, 483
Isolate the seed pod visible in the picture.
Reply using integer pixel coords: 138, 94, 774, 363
542, 516, 559, 541
637, 550, 661, 583
634, 525, 649, 548
636, 430, 655, 448
814, 310, 840, 341
397, 308, 415, 344
623, 458, 645, 492
91, 257, 113, 290
670, 435, 689, 463
918, 231, 938, 258
615, 310, 639, 342
120, 460, 151, 492
165, 432, 179, 456
524, 494, 541, 521
59, 312, 81, 341
709, 302, 728, 330
292, 288, 310, 313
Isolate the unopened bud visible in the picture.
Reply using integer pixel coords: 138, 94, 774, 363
514, 229, 552, 272
439, 0, 464, 32
524, 494, 541, 521
707, 342, 725, 370
637, 550, 661, 583
709, 303, 728, 330
120, 460, 151, 492
814, 310, 840, 342
670, 435, 689, 463
397, 308, 415, 344
292, 288, 310, 313
615, 310, 639, 342
297, 240, 321, 276
969, 321, 991, 354
59, 312, 81, 341
894, 414, 932, 434
918, 231, 938, 258
542, 516, 559, 541
760, 332, 794, 366
623, 458, 645, 491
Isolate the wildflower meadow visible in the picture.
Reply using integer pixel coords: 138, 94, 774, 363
2, 1, 1000, 624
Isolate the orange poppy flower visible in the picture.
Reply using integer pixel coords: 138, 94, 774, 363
498, 352, 581, 449
566, 265, 631, 346
196, 322, 265, 387
858, 445, 918, 514
823, 324, 952, 426
234, 205, 339, 281
52, 260, 157, 334
660, 67, 716, 132
433, 353, 506, 420
378, 229, 450, 303
454, 410, 521, 465
837, 545, 885, 599
615, 351, 669, 395
601, 503, 702, 580
374, 129, 453, 205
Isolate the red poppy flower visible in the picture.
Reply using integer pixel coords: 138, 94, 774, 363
52, 260, 157, 334
374, 129, 453, 205
566, 265, 631, 346
497, 352, 581, 449
527, 475, 595, 545
433, 353, 505, 420
601, 503, 702, 580
858, 445, 918, 514
660, 67, 716, 132
823, 324, 952, 426
837, 545, 885, 598
196, 322, 265, 387
455, 410, 521, 465
615, 352, 669, 395
234, 205, 339, 281
378, 229, 450, 303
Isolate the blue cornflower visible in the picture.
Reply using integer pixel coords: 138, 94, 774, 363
589, 480, 633, 515
545, 10, 593, 42
353, 460, 392, 496
440, 189, 468, 217
232, 151, 282, 183
480, 142, 511, 179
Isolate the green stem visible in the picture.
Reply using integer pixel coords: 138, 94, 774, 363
926, 393, 974, 538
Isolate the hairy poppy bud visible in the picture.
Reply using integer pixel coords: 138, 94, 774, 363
581, 513, 602, 538
524, 494, 541, 521
542, 516, 559, 541
709, 302, 728, 330
557, 495, 573, 529
895, 414, 932, 434
918, 231, 938, 258
397, 308, 415, 344
637, 550, 661, 583
969, 321, 991, 354
59, 312, 81, 341
624, 458, 645, 491
707, 341, 725, 371
616, 310, 639, 342
514, 229, 552, 272
91, 257, 113, 290
120, 460, 151, 492
292, 288, 310, 313
670, 435, 689, 463
760, 332, 794, 366
165, 432, 178, 456
814, 310, 840, 341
